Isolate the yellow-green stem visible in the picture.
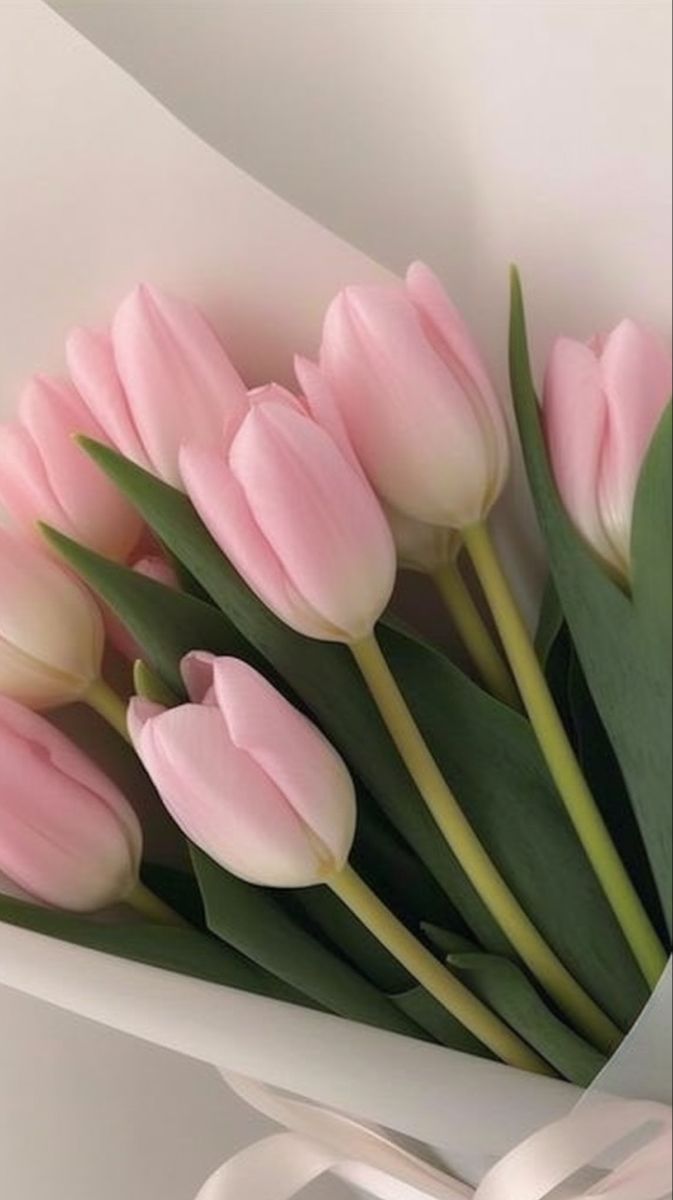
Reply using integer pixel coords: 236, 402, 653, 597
84, 678, 131, 743
351, 634, 621, 1054
464, 521, 668, 991
127, 882, 189, 928
433, 560, 521, 709
330, 864, 553, 1074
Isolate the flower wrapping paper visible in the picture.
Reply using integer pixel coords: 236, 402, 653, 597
0, 3, 671, 1197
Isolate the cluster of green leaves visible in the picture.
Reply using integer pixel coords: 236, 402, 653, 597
2, 275, 669, 1088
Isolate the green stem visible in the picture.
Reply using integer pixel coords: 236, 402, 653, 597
127, 881, 189, 928
433, 560, 521, 709
330, 864, 553, 1074
351, 634, 621, 1054
84, 677, 131, 743
464, 521, 668, 991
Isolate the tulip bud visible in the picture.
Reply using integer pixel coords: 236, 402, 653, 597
180, 394, 396, 643
129, 654, 357, 887
0, 376, 143, 561
67, 284, 248, 488
0, 529, 104, 709
313, 262, 510, 530
544, 320, 672, 577
0, 697, 142, 911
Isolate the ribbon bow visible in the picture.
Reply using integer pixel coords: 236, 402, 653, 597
196, 1073, 671, 1200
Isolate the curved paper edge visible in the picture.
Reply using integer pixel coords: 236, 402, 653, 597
0, 922, 577, 1164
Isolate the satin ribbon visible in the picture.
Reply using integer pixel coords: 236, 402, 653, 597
196, 1074, 671, 1200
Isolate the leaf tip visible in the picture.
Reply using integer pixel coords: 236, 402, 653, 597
134, 659, 180, 707
37, 520, 64, 550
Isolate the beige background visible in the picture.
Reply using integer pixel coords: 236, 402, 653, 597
1, 2, 672, 1197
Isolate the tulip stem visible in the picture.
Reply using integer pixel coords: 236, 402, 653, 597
432, 560, 521, 709
463, 521, 668, 991
84, 678, 131, 743
351, 633, 621, 1053
330, 864, 553, 1074
128, 882, 189, 928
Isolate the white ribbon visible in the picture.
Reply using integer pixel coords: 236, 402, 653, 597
196, 1074, 671, 1200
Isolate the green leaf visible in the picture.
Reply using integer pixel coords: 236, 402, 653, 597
0, 894, 301, 1004
41, 523, 264, 697
421, 924, 481, 957
536, 597, 663, 933
286, 884, 410, 994
190, 848, 425, 1039
392, 984, 491, 1056
284, 825, 480, 1048
77, 440, 649, 1025
284, 887, 475, 1047
140, 862, 206, 927
422, 924, 604, 1085
291, 888, 504, 1052
134, 661, 180, 707
566, 652, 667, 939
535, 578, 565, 663
510, 270, 673, 933
535, 590, 661, 929
351, 803, 468, 935
448, 952, 605, 1086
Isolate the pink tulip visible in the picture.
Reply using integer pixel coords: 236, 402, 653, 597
544, 320, 672, 577
0, 376, 143, 561
67, 284, 248, 488
129, 654, 356, 887
180, 393, 396, 643
312, 262, 510, 530
0, 697, 142, 911
0, 529, 104, 709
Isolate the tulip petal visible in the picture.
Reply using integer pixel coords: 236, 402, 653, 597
0, 530, 104, 705
18, 376, 143, 560
0, 637, 81, 710
211, 658, 356, 871
294, 356, 363, 474
543, 338, 615, 567
406, 261, 510, 500
181, 650, 218, 705
67, 327, 151, 470
405, 263, 501, 416
127, 697, 167, 744
598, 320, 672, 571
229, 402, 396, 641
0, 420, 67, 537
112, 285, 247, 487
248, 382, 305, 414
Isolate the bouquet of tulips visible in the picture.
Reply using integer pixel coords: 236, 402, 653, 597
0, 263, 670, 1092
